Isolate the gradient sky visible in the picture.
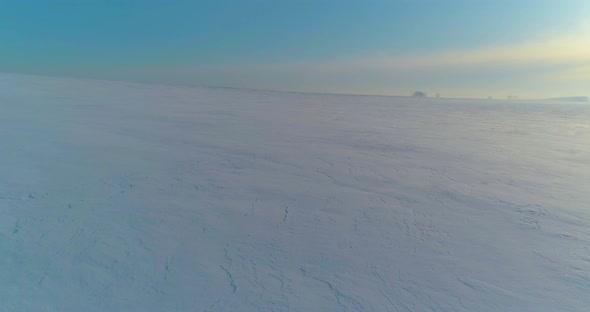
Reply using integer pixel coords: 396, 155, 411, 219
2, 0, 589, 98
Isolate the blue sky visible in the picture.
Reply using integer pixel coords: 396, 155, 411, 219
1, 0, 589, 98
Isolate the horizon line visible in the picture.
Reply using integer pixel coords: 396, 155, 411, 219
1, 70, 587, 103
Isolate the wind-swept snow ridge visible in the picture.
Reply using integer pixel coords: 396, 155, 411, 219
1, 73, 589, 311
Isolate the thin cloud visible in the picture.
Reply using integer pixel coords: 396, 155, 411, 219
264, 31, 590, 75
543, 65, 590, 81
159, 28, 590, 97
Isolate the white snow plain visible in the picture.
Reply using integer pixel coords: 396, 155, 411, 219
1, 73, 589, 311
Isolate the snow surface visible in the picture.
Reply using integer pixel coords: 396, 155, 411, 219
1, 73, 589, 311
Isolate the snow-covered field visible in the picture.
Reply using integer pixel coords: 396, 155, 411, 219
1, 73, 589, 311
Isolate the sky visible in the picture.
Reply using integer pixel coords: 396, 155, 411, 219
1, 0, 589, 98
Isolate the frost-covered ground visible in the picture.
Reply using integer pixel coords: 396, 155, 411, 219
1, 73, 589, 311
